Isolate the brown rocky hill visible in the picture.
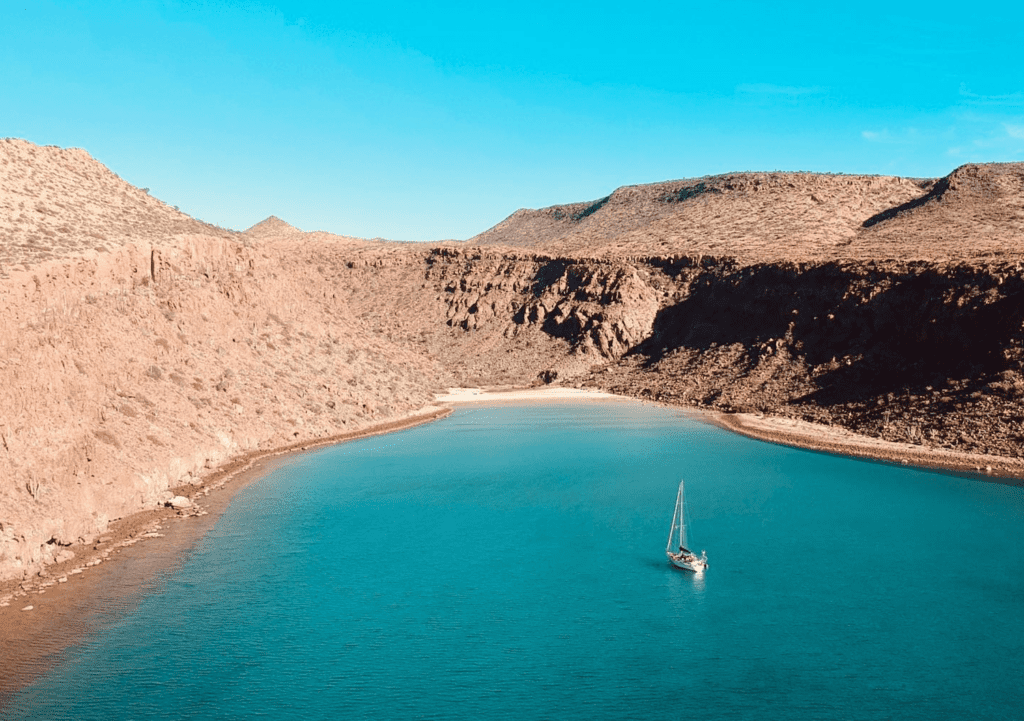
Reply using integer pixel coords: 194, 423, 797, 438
244, 215, 390, 248
470, 166, 1024, 262
0, 142, 449, 585
856, 163, 1024, 259
469, 172, 925, 260
0, 138, 234, 276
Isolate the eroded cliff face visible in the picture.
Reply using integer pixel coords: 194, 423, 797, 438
326, 247, 664, 385
334, 247, 1024, 458
0, 234, 443, 581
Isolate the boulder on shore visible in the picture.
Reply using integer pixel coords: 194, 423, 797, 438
166, 496, 193, 509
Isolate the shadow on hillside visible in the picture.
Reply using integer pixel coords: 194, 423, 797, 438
861, 178, 944, 228
629, 264, 1024, 406
531, 260, 571, 297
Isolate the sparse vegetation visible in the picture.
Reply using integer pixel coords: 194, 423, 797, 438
25, 475, 43, 500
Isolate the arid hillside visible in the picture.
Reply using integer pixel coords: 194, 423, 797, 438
328, 248, 1024, 460
0, 142, 449, 584
0, 138, 233, 276
857, 163, 1024, 259
3, 140, 1024, 586
470, 165, 1024, 262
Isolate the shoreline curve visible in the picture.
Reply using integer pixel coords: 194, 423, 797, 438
5, 388, 1023, 707
0, 405, 452, 707
442, 385, 1024, 482
711, 411, 1024, 485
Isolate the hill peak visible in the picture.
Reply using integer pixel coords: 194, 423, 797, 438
243, 216, 302, 239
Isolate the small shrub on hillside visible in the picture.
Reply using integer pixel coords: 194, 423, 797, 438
93, 429, 120, 448
26, 477, 44, 500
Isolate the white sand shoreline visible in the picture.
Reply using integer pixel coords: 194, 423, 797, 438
435, 386, 619, 403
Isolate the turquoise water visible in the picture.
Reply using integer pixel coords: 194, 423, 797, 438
5, 400, 1024, 720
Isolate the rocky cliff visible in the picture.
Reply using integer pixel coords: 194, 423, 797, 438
333, 247, 1024, 458
3, 140, 1024, 583
0, 140, 453, 581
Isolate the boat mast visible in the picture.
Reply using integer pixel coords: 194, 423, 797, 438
679, 480, 689, 551
667, 484, 682, 553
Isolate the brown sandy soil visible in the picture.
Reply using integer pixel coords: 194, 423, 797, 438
0, 405, 450, 704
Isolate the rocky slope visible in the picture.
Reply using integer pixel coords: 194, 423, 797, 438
857, 163, 1024, 259
0, 138, 233, 276
3, 141, 1024, 583
0, 142, 450, 582
471, 164, 1024, 263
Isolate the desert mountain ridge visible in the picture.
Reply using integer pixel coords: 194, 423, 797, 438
471, 163, 1024, 262
243, 215, 458, 246
2, 138, 1024, 592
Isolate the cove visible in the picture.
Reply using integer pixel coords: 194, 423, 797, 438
4, 399, 1024, 720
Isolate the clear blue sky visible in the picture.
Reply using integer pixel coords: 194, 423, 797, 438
3, 1, 1023, 240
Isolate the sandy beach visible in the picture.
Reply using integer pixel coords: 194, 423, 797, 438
435, 387, 619, 403
438, 386, 1024, 482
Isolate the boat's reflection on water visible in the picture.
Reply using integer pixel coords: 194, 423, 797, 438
664, 562, 707, 616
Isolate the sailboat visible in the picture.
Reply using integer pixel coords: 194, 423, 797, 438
666, 479, 708, 572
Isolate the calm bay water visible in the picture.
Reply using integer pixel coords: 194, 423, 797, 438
5, 400, 1024, 720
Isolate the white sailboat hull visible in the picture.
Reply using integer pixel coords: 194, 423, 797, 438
666, 552, 707, 573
